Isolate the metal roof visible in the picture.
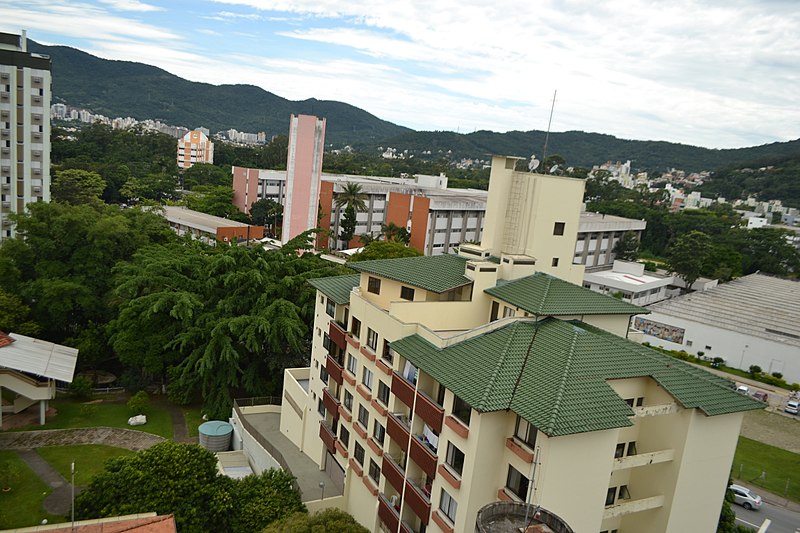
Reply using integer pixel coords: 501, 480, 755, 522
308, 274, 361, 305
0, 332, 79, 382
645, 274, 800, 347
348, 254, 471, 293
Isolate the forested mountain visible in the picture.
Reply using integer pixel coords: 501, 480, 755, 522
33, 41, 800, 173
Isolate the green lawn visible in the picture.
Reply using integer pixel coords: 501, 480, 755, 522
733, 436, 800, 502
37, 445, 135, 487
12, 397, 173, 439
0, 451, 63, 529
182, 406, 204, 438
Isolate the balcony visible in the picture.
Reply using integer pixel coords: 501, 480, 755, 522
603, 495, 664, 519
378, 494, 414, 533
392, 371, 415, 407
613, 449, 674, 470
382, 454, 406, 493
326, 355, 343, 385
329, 321, 347, 350
322, 388, 340, 421
405, 477, 431, 525
387, 412, 411, 450
414, 391, 444, 434
505, 438, 534, 464
319, 421, 336, 454
410, 435, 438, 480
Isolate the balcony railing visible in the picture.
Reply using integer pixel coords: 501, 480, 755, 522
391, 371, 416, 407
319, 421, 336, 454
410, 434, 438, 480
414, 391, 444, 434
613, 449, 674, 470
322, 388, 340, 421
326, 355, 343, 385
378, 494, 414, 533
329, 321, 347, 350
405, 477, 431, 525
382, 453, 406, 493
387, 412, 411, 450
603, 495, 665, 519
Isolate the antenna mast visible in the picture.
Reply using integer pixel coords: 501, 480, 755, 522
541, 90, 557, 164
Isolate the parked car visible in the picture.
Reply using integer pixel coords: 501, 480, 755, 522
736, 385, 750, 395
753, 391, 768, 403
729, 484, 762, 511
785, 400, 799, 414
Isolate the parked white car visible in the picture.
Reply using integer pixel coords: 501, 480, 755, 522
786, 400, 799, 414
729, 484, 762, 511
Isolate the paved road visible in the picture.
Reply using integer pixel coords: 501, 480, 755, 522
735, 501, 800, 533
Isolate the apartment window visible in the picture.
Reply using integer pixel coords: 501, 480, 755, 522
326, 298, 335, 317
368, 276, 381, 294
366, 328, 378, 351
319, 366, 329, 385
400, 286, 415, 301
551, 257, 559, 267
686, 340, 693, 347
439, 489, 458, 523
358, 404, 369, 429
362, 367, 374, 391
368, 458, 381, 484
605, 487, 616, 506
614, 443, 625, 459
618, 485, 631, 501
490, 301, 499, 322
347, 354, 357, 375
445, 442, 465, 476
514, 416, 537, 449
373, 420, 386, 445
322, 333, 331, 352
627, 441, 637, 456
553, 222, 565, 236
317, 398, 325, 417
377, 381, 390, 406
343, 390, 353, 412
351, 317, 361, 337
503, 306, 514, 318
636, 397, 644, 407
452, 395, 472, 426
354, 442, 365, 466
382, 339, 393, 364
506, 465, 530, 501
339, 426, 350, 448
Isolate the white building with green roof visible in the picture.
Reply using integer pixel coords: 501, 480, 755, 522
233, 156, 762, 533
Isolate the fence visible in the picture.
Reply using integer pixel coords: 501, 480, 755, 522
736, 462, 800, 503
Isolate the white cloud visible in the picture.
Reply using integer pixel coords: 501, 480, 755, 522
98, 0, 163, 12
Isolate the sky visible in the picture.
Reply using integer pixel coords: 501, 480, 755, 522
1, 0, 799, 149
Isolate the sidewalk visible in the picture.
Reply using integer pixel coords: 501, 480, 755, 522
16, 449, 79, 516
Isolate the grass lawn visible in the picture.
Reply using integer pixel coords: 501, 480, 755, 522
0, 451, 63, 529
182, 406, 204, 438
12, 396, 173, 439
37, 445, 135, 487
733, 436, 800, 502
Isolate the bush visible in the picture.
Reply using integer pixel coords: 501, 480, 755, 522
127, 391, 150, 415
119, 367, 151, 393
69, 376, 93, 400
748, 365, 762, 376
772, 372, 783, 379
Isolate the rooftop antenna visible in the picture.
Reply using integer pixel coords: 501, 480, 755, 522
541, 89, 557, 165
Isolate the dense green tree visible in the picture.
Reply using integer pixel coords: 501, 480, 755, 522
182, 163, 231, 189
349, 241, 423, 262
339, 204, 357, 245
0, 289, 40, 335
51, 169, 106, 205
263, 508, 369, 533
667, 231, 712, 288
185, 185, 243, 219
120, 172, 179, 203
381, 222, 411, 244
250, 198, 283, 233
612, 231, 640, 261
227, 470, 306, 532
334, 182, 368, 212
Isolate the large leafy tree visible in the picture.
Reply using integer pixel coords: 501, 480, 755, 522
75, 441, 304, 533
263, 508, 369, 533
612, 231, 640, 262
185, 185, 246, 220
51, 169, 106, 205
667, 230, 712, 288
182, 163, 231, 189
250, 198, 283, 232
349, 240, 422, 262
0, 288, 40, 335
339, 204, 357, 245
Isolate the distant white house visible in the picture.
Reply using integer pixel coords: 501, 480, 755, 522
583, 260, 674, 306
747, 216, 769, 229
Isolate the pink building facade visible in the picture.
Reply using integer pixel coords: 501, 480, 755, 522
283, 115, 326, 244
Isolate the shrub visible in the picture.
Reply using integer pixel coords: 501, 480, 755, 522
127, 391, 150, 415
748, 365, 762, 376
69, 376, 93, 400
772, 372, 783, 379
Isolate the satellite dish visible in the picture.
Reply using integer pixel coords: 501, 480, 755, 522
529, 155, 540, 171
549, 164, 559, 174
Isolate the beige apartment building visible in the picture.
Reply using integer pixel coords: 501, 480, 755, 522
236, 156, 761, 533
177, 129, 214, 169
0, 31, 51, 242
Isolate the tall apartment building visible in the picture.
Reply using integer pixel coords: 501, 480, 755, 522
176, 129, 214, 169
233, 155, 761, 533
283, 114, 326, 245
0, 31, 51, 242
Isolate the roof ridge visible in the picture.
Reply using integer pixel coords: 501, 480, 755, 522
541, 326, 579, 433
477, 322, 523, 408
537, 275, 553, 314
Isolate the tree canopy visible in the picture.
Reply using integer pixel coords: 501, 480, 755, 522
262, 508, 369, 533
349, 240, 423, 262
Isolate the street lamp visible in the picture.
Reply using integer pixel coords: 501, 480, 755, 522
319, 481, 325, 501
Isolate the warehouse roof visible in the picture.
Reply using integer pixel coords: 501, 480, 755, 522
391, 318, 761, 437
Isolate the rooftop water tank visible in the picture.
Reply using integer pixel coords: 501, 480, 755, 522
198, 420, 233, 452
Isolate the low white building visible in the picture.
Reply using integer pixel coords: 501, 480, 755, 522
583, 261, 674, 306
633, 274, 800, 382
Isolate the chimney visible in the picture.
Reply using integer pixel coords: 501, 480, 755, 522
20, 29, 27, 52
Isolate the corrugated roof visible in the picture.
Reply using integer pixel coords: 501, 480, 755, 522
645, 273, 800, 347
390, 318, 762, 437
0, 332, 79, 382
485, 272, 647, 316
308, 275, 361, 305
348, 254, 471, 293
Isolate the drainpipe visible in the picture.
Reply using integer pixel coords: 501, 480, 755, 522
397, 366, 420, 533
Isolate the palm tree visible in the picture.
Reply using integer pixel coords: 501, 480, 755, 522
334, 182, 367, 212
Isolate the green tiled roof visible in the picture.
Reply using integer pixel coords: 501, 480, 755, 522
348, 254, 471, 293
485, 272, 647, 316
308, 275, 360, 305
390, 318, 762, 437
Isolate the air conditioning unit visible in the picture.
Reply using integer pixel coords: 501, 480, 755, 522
33, 186, 41, 193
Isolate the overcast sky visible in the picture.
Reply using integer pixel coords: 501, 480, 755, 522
2, 0, 799, 149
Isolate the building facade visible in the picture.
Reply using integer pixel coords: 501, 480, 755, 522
0, 31, 51, 242
177, 129, 214, 169
575, 212, 647, 270
233, 156, 760, 533
283, 114, 326, 244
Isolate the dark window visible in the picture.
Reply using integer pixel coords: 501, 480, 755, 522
354, 442, 365, 466
618, 485, 631, 500
367, 328, 378, 350
551, 257, 559, 267
358, 404, 369, 428
377, 381, 390, 405
368, 276, 381, 294
317, 398, 325, 417
351, 317, 361, 337
452, 395, 472, 426
636, 397, 644, 407
436, 384, 446, 406
400, 286, 415, 301
490, 301, 499, 322
614, 443, 625, 459
506, 465, 529, 500
625, 398, 635, 407
347, 354, 357, 375
326, 298, 335, 317
339, 426, 350, 447
627, 441, 637, 456
553, 222, 565, 235
368, 458, 381, 484
362, 367, 374, 391
373, 420, 386, 445
605, 487, 616, 506
320, 366, 329, 384
439, 489, 458, 523
445, 442, 465, 476
343, 390, 353, 411
514, 416, 537, 448
322, 333, 331, 352
382, 339, 393, 363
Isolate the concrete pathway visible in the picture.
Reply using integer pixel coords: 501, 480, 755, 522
16, 449, 79, 516
158, 400, 193, 443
